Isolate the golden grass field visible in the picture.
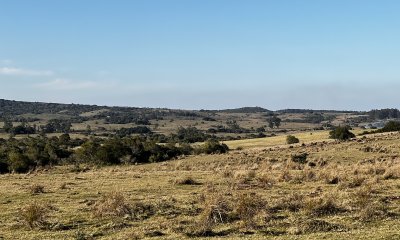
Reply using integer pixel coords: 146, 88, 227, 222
1, 131, 400, 239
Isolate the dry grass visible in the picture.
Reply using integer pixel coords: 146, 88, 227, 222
1, 131, 400, 239
92, 191, 131, 219
18, 202, 50, 229
28, 184, 45, 195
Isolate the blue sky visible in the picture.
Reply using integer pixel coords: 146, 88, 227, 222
1, 0, 400, 110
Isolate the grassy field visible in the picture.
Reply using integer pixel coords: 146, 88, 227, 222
223, 129, 366, 149
1, 131, 400, 239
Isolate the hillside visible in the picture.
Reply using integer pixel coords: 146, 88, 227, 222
1, 130, 400, 239
0, 99, 370, 141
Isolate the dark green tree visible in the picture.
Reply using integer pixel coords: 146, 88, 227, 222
3, 120, 13, 133
329, 126, 355, 140
286, 135, 300, 144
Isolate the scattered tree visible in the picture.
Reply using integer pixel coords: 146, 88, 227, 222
286, 135, 300, 144
329, 126, 355, 140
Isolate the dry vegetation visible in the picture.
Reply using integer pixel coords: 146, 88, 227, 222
1, 131, 400, 239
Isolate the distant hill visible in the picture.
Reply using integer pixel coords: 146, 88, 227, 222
276, 109, 361, 114
202, 107, 272, 114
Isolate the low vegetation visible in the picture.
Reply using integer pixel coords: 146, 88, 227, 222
286, 135, 300, 144
2, 99, 400, 239
1, 130, 400, 239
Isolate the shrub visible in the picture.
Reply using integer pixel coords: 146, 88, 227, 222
275, 193, 304, 212
295, 219, 346, 234
198, 193, 233, 233
8, 151, 33, 173
92, 191, 131, 218
19, 202, 49, 229
339, 176, 365, 189
358, 201, 389, 222
235, 193, 265, 228
304, 194, 342, 217
329, 126, 355, 140
29, 184, 45, 195
286, 135, 299, 144
174, 176, 200, 185
291, 153, 308, 164
196, 140, 229, 154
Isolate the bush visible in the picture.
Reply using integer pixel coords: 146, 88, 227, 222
291, 153, 308, 164
198, 193, 233, 233
92, 191, 131, 219
304, 195, 343, 217
329, 126, 355, 140
8, 151, 33, 173
174, 176, 200, 185
295, 219, 346, 234
19, 202, 49, 229
286, 135, 299, 144
235, 193, 265, 227
29, 184, 45, 195
196, 140, 229, 154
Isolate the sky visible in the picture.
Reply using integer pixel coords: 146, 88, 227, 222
1, 0, 400, 110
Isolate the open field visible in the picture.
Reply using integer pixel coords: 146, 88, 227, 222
223, 129, 366, 149
1, 131, 400, 239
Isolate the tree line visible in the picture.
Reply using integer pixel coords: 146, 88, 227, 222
0, 134, 228, 174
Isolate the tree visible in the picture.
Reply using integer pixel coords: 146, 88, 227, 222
197, 139, 229, 154
267, 116, 282, 128
3, 120, 13, 133
329, 126, 355, 140
85, 125, 92, 136
380, 121, 400, 132
8, 151, 33, 173
41, 119, 71, 133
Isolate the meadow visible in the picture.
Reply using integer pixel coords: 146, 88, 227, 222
1, 130, 400, 239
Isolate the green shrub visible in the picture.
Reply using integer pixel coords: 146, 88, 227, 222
329, 126, 355, 140
291, 153, 308, 164
286, 135, 300, 144
8, 151, 33, 173
196, 140, 229, 154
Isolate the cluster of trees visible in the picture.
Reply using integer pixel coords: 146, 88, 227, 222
362, 121, 400, 135
286, 113, 335, 124
0, 134, 76, 174
0, 134, 229, 174
2, 119, 72, 135
266, 116, 281, 128
368, 109, 400, 120
2, 120, 36, 135
40, 119, 72, 133
116, 126, 153, 137
172, 126, 213, 143
211, 107, 271, 114
0, 99, 101, 116
378, 121, 400, 132
103, 113, 151, 125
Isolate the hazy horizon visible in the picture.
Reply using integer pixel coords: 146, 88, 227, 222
1, 1, 400, 110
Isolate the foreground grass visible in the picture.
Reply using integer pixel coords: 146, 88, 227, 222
1, 131, 400, 239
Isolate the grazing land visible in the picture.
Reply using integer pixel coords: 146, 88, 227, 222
1, 129, 400, 239
1, 99, 400, 239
